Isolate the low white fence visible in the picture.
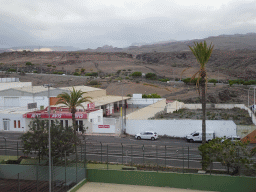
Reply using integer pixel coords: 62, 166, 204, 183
126, 119, 237, 138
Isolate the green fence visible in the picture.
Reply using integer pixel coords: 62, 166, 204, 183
87, 169, 256, 192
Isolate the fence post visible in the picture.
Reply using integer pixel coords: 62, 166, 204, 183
131, 145, 133, 165
142, 144, 144, 165
100, 142, 102, 163
107, 145, 108, 170
17, 141, 19, 159
65, 151, 67, 191
121, 143, 123, 164
81, 144, 83, 162
165, 145, 166, 168
182, 146, 184, 174
156, 145, 158, 172
18, 173, 20, 192
85, 140, 87, 178
188, 146, 189, 169
36, 163, 39, 192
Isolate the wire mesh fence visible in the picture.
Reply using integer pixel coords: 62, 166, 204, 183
0, 140, 87, 192
1, 137, 256, 192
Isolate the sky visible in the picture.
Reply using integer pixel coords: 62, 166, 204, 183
0, 0, 256, 49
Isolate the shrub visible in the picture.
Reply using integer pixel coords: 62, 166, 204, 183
33, 70, 38, 73
122, 69, 126, 71
85, 72, 98, 76
208, 79, 218, 83
52, 65, 56, 68
26, 62, 33, 66
142, 93, 161, 98
89, 80, 100, 85
52, 71, 58, 74
131, 71, 142, 77
127, 94, 132, 97
73, 72, 80, 76
145, 73, 157, 80
8, 68, 16, 72
128, 69, 132, 71
125, 77, 129, 79
58, 72, 64, 75
159, 78, 169, 82
47, 64, 52, 67
81, 68, 85, 73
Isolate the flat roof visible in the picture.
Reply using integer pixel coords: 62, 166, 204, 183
4, 85, 103, 94
0, 106, 39, 115
53, 95, 130, 108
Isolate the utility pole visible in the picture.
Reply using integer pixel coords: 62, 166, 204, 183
43, 84, 53, 192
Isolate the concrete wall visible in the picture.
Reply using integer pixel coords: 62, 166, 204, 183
0, 82, 31, 91
83, 89, 106, 98
126, 99, 166, 120
0, 96, 48, 108
166, 101, 185, 113
0, 113, 26, 132
126, 120, 236, 138
127, 98, 164, 108
88, 109, 103, 124
237, 125, 256, 139
87, 169, 256, 192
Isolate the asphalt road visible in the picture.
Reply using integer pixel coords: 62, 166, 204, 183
2, 133, 253, 170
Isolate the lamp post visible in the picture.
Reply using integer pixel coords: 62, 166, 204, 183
43, 84, 52, 192
118, 80, 124, 134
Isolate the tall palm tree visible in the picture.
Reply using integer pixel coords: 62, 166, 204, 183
189, 41, 214, 144
56, 87, 92, 136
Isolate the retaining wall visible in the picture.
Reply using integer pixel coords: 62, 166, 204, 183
87, 169, 256, 192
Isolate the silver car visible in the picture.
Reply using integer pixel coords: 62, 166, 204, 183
135, 131, 158, 140
221, 136, 241, 144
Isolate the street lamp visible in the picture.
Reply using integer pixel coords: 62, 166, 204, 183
43, 84, 53, 192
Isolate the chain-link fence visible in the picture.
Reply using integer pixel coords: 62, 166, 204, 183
0, 140, 87, 191
1, 138, 256, 191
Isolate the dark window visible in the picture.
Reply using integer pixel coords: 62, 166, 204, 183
60, 120, 63, 128
193, 133, 199, 136
65, 120, 68, 128
79, 120, 83, 131
14, 120, 16, 128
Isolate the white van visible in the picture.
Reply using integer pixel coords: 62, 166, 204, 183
186, 131, 215, 142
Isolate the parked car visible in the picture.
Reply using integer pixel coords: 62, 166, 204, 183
135, 131, 158, 140
221, 136, 241, 144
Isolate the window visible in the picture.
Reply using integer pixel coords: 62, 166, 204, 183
60, 120, 63, 128
14, 120, 16, 128
90, 119, 93, 123
3, 119, 10, 130
193, 133, 199, 136
65, 120, 68, 128
98, 116, 101, 122
18, 120, 20, 128
79, 120, 83, 131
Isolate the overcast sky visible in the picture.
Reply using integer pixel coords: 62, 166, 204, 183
0, 0, 256, 49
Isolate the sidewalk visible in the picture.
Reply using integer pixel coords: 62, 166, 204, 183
77, 182, 217, 192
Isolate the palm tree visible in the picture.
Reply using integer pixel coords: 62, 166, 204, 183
189, 41, 214, 144
56, 87, 92, 136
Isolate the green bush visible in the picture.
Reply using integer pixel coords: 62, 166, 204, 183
85, 72, 98, 76
26, 62, 33, 66
47, 64, 52, 67
208, 79, 217, 83
81, 68, 85, 73
52, 65, 56, 68
33, 70, 38, 73
8, 68, 16, 72
73, 72, 80, 76
182, 78, 201, 85
159, 78, 169, 82
131, 71, 142, 77
89, 80, 100, 85
142, 93, 161, 98
128, 69, 132, 71
145, 73, 157, 80
58, 72, 64, 75
52, 71, 58, 74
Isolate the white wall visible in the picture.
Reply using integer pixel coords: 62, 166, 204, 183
92, 124, 116, 133
0, 96, 48, 109
88, 109, 103, 124
126, 120, 236, 138
127, 98, 163, 106
0, 81, 31, 91
0, 114, 26, 132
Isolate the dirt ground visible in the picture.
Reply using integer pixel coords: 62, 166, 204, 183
2, 72, 252, 106
77, 182, 217, 192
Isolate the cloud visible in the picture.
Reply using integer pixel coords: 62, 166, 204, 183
0, 0, 256, 48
